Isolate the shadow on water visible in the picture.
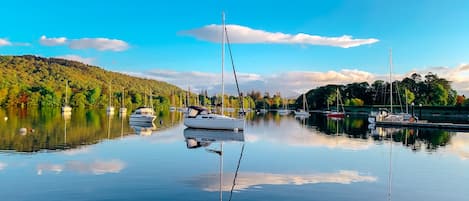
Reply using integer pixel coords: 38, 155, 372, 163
0, 108, 183, 152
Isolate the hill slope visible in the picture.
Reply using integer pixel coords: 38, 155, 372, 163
0, 55, 183, 108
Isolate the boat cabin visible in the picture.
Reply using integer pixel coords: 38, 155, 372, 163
186, 106, 211, 118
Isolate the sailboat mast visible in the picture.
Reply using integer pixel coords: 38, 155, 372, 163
389, 49, 393, 113
65, 81, 68, 106
219, 142, 223, 201
109, 81, 112, 107
303, 93, 306, 110
336, 88, 339, 112
221, 12, 225, 115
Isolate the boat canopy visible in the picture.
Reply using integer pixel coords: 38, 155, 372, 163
187, 106, 211, 118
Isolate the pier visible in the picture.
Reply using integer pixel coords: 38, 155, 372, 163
375, 121, 469, 131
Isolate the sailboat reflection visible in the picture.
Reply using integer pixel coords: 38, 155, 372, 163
183, 128, 245, 201
130, 122, 156, 136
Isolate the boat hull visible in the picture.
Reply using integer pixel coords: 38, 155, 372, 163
129, 115, 156, 123
184, 117, 245, 131
327, 112, 345, 118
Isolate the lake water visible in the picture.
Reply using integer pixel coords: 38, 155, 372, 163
1, 108, 468, 201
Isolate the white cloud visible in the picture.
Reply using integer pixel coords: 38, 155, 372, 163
55, 54, 95, 65
406, 63, 469, 96
39, 35, 67, 46
188, 170, 377, 192
0, 38, 12, 46
0, 162, 7, 170
69, 38, 129, 51
181, 24, 379, 48
123, 63, 469, 97
39, 35, 129, 51
37, 159, 125, 175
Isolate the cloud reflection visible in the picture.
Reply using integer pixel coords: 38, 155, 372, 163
37, 160, 125, 175
0, 162, 7, 170
62, 146, 92, 156
247, 119, 373, 150
188, 170, 377, 192
448, 134, 469, 160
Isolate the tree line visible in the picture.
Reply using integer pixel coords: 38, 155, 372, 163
242, 72, 469, 110
0, 55, 184, 109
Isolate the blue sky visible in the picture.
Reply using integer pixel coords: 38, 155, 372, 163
1, 0, 468, 95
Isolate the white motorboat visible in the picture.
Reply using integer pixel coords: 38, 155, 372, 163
129, 107, 156, 123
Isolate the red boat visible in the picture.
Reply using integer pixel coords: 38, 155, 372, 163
327, 112, 345, 118
327, 88, 345, 119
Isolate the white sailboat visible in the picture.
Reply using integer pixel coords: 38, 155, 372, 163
106, 81, 115, 115
184, 12, 245, 131
61, 81, 72, 114
294, 93, 310, 117
119, 87, 127, 114
368, 49, 414, 123
278, 98, 290, 115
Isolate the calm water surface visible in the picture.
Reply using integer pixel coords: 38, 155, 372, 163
0, 108, 468, 201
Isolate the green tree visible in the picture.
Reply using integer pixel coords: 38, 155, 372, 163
71, 92, 87, 108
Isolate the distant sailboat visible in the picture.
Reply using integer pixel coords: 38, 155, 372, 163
294, 93, 310, 117
368, 49, 415, 123
61, 81, 72, 114
278, 98, 290, 115
119, 87, 127, 114
327, 88, 345, 118
184, 12, 245, 131
106, 81, 115, 115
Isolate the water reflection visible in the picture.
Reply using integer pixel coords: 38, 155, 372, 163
0, 162, 6, 170
248, 112, 463, 154
0, 108, 183, 152
188, 171, 377, 192
37, 159, 125, 175
183, 128, 245, 200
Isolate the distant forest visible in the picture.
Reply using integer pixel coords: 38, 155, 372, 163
1, 55, 468, 111
0, 55, 184, 109
246, 72, 469, 110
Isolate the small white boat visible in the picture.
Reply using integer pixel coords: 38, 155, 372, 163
119, 107, 127, 113
169, 106, 176, 112
106, 106, 115, 114
294, 109, 310, 117
184, 106, 245, 131
62, 81, 72, 113
129, 107, 156, 123
62, 106, 72, 113
278, 109, 290, 115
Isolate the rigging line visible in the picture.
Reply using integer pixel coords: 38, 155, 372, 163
224, 26, 245, 115
388, 131, 393, 201
228, 143, 245, 201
